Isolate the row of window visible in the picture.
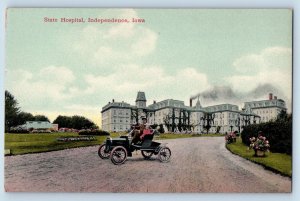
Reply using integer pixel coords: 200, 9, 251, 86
254, 109, 273, 115
113, 109, 130, 116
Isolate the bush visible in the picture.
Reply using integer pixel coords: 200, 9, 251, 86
7, 128, 29, 134
78, 129, 110, 136
241, 118, 292, 155
225, 132, 236, 144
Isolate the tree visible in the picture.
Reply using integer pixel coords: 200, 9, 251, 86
5, 90, 20, 131
71, 115, 95, 130
16, 112, 34, 125
277, 110, 288, 120
53, 115, 72, 128
53, 115, 97, 129
34, 115, 50, 122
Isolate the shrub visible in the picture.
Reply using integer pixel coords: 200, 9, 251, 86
225, 132, 236, 144
249, 136, 270, 152
7, 128, 29, 134
241, 118, 292, 155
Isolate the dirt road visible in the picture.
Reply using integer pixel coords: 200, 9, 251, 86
4, 137, 291, 192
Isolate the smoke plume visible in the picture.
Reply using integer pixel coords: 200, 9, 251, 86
190, 84, 291, 111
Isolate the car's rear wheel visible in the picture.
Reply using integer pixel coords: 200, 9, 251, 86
158, 147, 171, 162
98, 144, 110, 159
110, 146, 127, 165
141, 150, 153, 159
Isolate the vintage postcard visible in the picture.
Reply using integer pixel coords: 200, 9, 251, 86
4, 8, 292, 192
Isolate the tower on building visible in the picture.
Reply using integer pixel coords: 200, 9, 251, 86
136, 91, 147, 108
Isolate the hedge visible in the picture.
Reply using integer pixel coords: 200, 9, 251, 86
241, 118, 292, 155
7, 129, 29, 134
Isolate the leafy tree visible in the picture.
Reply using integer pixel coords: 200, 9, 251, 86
53, 115, 72, 128
71, 115, 95, 130
53, 115, 97, 129
16, 112, 34, 125
5, 90, 20, 131
34, 115, 50, 122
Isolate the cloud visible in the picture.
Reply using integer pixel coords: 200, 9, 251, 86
73, 9, 158, 67
227, 46, 291, 91
224, 46, 292, 110
5, 66, 76, 110
188, 47, 292, 110
83, 64, 210, 104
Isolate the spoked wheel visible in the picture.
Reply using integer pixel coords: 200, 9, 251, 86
141, 150, 154, 159
110, 146, 127, 165
98, 144, 110, 159
158, 147, 171, 162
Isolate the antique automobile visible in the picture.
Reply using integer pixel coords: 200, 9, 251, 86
98, 128, 171, 165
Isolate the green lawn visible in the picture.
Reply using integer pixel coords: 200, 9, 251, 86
226, 138, 292, 177
5, 132, 116, 155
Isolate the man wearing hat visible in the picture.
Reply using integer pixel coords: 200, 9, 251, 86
131, 116, 148, 144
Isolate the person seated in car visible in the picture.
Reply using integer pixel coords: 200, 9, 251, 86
131, 117, 148, 144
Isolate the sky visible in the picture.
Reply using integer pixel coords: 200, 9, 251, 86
5, 8, 292, 127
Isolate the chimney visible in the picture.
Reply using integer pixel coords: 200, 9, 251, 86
269, 93, 273, 100
190, 98, 193, 107
112, 99, 115, 102
274, 96, 277, 100
153, 100, 156, 104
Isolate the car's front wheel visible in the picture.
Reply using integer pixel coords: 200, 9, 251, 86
110, 146, 128, 165
98, 144, 110, 159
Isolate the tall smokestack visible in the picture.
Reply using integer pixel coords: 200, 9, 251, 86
190, 98, 193, 107
269, 93, 273, 100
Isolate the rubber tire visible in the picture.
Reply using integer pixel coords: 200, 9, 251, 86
141, 150, 154, 159
98, 144, 110, 159
110, 146, 128, 165
158, 147, 171, 163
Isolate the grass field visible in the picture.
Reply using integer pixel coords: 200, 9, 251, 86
226, 138, 292, 177
5, 132, 116, 155
5, 132, 224, 155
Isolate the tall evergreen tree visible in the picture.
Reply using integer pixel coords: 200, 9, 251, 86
5, 90, 20, 131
